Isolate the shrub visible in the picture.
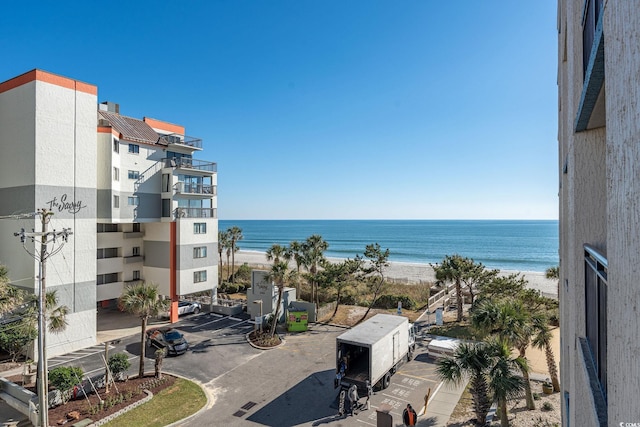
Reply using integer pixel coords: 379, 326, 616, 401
224, 283, 239, 294
232, 263, 252, 283
108, 353, 131, 376
49, 366, 84, 393
373, 294, 416, 310
542, 401, 554, 411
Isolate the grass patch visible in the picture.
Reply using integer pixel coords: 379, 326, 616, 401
103, 377, 206, 427
428, 320, 485, 341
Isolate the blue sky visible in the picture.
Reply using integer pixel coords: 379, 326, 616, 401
1, 1, 558, 220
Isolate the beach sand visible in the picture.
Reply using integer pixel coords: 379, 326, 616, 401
232, 250, 558, 299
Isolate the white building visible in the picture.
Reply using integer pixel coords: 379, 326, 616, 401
0, 69, 218, 356
558, 1, 640, 425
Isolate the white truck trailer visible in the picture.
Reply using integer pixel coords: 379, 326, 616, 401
335, 314, 416, 392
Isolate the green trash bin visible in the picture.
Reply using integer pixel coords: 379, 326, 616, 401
287, 310, 308, 332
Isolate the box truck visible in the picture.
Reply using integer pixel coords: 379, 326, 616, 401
335, 314, 415, 392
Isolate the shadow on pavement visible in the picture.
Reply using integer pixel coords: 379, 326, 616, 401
246, 369, 337, 426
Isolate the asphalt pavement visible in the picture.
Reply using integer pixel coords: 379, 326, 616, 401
1, 309, 465, 427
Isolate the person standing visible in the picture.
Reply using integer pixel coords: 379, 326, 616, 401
402, 403, 417, 426
348, 384, 359, 415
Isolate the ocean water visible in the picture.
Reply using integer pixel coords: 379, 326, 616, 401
218, 220, 559, 273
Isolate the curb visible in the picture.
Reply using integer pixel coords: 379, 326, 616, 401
164, 372, 211, 427
245, 331, 285, 350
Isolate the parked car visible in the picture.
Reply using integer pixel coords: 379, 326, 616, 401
178, 300, 201, 315
146, 327, 189, 356
159, 300, 202, 319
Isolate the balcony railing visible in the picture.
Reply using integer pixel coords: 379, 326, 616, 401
124, 255, 144, 264
582, 0, 604, 77
174, 207, 217, 219
163, 157, 217, 172
175, 182, 216, 195
158, 134, 203, 149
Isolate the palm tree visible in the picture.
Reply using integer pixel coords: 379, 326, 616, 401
217, 230, 230, 286
532, 315, 560, 391
301, 235, 328, 307
265, 261, 296, 337
228, 227, 243, 284
287, 241, 305, 296
545, 265, 560, 297
266, 244, 290, 265
471, 299, 536, 410
431, 254, 467, 322
486, 339, 527, 427
436, 341, 493, 425
119, 282, 169, 377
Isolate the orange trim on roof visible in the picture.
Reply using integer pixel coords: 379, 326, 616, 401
0, 69, 97, 96
97, 126, 119, 136
143, 117, 185, 135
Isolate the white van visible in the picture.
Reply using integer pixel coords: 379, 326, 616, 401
427, 336, 462, 359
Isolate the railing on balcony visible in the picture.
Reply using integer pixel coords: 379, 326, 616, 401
582, 0, 604, 77
175, 182, 216, 195
163, 157, 217, 172
174, 207, 217, 219
158, 134, 203, 149
123, 255, 144, 264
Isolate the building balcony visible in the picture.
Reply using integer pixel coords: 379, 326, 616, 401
174, 182, 216, 196
124, 255, 144, 264
123, 231, 144, 239
158, 134, 203, 150
163, 158, 217, 173
174, 207, 217, 219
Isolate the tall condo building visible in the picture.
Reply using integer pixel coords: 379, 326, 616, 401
0, 69, 218, 356
558, 1, 640, 426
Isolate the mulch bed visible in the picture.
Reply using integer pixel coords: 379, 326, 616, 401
5, 373, 176, 425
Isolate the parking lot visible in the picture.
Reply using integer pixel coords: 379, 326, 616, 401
32, 310, 460, 426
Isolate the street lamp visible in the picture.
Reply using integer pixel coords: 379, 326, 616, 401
253, 300, 263, 333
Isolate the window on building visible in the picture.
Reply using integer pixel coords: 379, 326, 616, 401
132, 246, 140, 256
162, 174, 171, 192
113, 167, 119, 181
128, 144, 139, 154
113, 139, 119, 153
97, 248, 119, 259
113, 195, 119, 208
128, 196, 139, 206
584, 245, 607, 397
132, 223, 141, 232
133, 270, 141, 280
97, 273, 119, 285
194, 223, 207, 234
162, 199, 171, 218
128, 170, 140, 180
97, 223, 119, 233
193, 246, 207, 258
194, 270, 207, 283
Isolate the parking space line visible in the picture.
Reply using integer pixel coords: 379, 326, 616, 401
196, 316, 232, 329
229, 316, 242, 321
48, 345, 114, 367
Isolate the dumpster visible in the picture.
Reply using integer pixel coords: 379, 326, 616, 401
287, 310, 308, 332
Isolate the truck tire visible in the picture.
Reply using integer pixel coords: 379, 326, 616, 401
382, 372, 391, 389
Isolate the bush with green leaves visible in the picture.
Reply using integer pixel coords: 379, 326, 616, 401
108, 353, 131, 376
224, 283, 239, 294
232, 263, 252, 284
373, 294, 416, 310
0, 318, 37, 362
49, 366, 84, 393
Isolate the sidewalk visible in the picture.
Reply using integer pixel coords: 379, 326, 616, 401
417, 380, 468, 426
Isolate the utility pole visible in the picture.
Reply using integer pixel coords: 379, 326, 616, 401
13, 209, 72, 427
